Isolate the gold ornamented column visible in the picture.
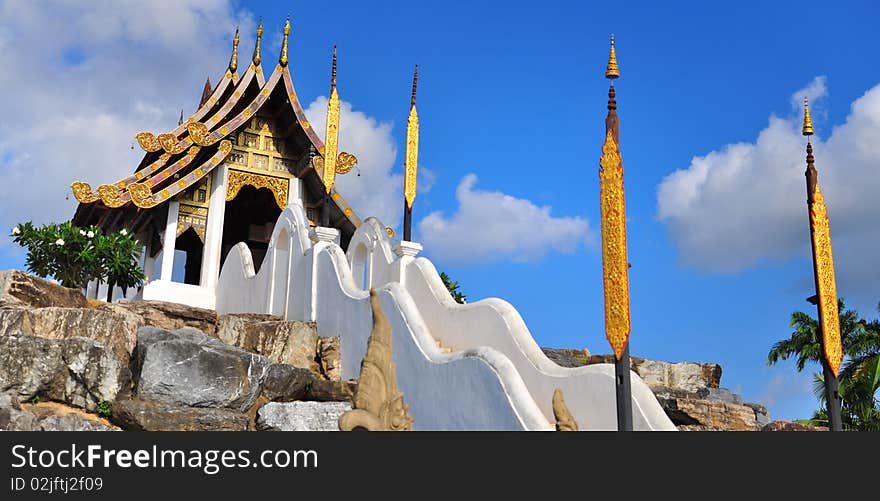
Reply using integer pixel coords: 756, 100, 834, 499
802, 97, 843, 430
403, 65, 419, 241
320, 46, 340, 227
599, 34, 630, 361
599, 34, 633, 431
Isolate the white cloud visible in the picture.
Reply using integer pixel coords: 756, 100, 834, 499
790, 76, 827, 111
418, 174, 593, 264
657, 78, 880, 299
757, 370, 815, 409
0, 0, 254, 247
304, 96, 403, 228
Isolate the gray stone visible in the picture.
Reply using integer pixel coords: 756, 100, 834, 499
306, 380, 357, 403
0, 335, 129, 411
112, 300, 218, 336
0, 306, 141, 363
0, 270, 88, 309
215, 314, 319, 373
696, 387, 743, 405
262, 364, 316, 402
747, 402, 771, 428
133, 327, 271, 412
112, 399, 248, 431
585, 355, 722, 392
542, 348, 592, 368
256, 401, 351, 431
37, 414, 118, 431
762, 420, 828, 432
0, 392, 38, 431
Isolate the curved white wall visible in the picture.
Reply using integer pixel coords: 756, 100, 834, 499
216, 203, 676, 431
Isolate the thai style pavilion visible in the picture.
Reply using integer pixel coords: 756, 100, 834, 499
70, 19, 362, 308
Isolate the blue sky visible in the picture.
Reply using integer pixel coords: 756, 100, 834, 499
1, 0, 879, 421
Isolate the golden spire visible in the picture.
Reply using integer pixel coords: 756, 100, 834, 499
252, 18, 263, 66
331, 45, 337, 89
803, 96, 814, 137
279, 16, 291, 66
229, 27, 239, 72
411, 64, 418, 108
404, 64, 420, 209
605, 33, 620, 80
322, 46, 340, 194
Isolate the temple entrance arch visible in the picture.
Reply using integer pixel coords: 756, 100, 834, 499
174, 227, 204, 285
221, 184, 282, 273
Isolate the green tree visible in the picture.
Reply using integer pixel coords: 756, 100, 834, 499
439, 271, 466, 304
768, 299, 880, 430
11, 221, 98, 288
11, 221, 145, 301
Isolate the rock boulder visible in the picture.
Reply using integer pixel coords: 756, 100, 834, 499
0, 270, 87, 309
112, 399, 248, 431
256, 401, 350, 431
215, 314, 319, 374
133, 327, 271, 412
0, 334, 130, 411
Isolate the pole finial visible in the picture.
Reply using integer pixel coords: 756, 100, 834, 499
411, 64, 419, 108
280, 16, 291, 66
331, 45, 337, 89
229, 27, 239, 72
605, 33, 620, 80
803, 96, 814, 137
252, 18, 263, 65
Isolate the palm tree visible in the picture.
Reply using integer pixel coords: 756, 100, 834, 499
768, 299, 880, 430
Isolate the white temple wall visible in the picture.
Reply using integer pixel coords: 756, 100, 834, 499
215, 202, 676, 431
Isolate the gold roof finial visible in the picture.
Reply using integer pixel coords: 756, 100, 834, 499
280, 16, 291, 66
229, 27, 239, 72
605, 33, 620, 80
803, 96, 814, 137
411, 64, 419, 108
331, 45, 337, 89
252, 18, 263, 65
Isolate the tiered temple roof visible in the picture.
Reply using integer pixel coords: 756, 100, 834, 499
71, 18, 361, 244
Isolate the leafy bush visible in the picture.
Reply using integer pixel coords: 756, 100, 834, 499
11, 221, 145, 298
95, 401, 112, 418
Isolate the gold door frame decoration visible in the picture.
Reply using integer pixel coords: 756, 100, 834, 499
225, 169, 289, 209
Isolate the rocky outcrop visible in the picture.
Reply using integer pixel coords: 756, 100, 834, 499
261, 364, 316, 402
307, 380, 357, 403
552, 350, 768, 431
133, 327, 271, 412
585, 355, 722, 392
215, 314, 319, 374
111, 399, 248, 431
111, 300, 218, 336
256, 401, 350, 431
542, 348, 591, 368
0, 335, 130, 412
0, 270, 88, 309
652, 386, 761, 431
0, 306, 141, 363
0, 393, 118, 431
762, 420, 828, 432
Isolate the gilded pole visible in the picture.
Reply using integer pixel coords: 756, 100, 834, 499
403, 65, 419, 241
321, 46, 340, 226
802, 97, 843, 431
599, 34, 633, 431
229, 27, 239, 74
279, 16, 290, 67
252, 18, 263, 66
